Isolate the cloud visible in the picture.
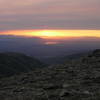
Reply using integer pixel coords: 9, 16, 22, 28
0, 0, 100, 31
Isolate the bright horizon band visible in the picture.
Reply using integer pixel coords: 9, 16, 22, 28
0, 30, 100, 39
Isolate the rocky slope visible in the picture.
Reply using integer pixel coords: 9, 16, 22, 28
0, 50, 100, 100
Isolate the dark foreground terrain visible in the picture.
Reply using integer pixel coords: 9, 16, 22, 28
0, 50, 100, 100
0, 52, 44, 78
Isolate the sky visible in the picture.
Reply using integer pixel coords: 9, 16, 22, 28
0, 0, 100, 38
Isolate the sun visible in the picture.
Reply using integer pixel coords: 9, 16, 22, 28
40, 30, 58, 37
38, 30, 65, 39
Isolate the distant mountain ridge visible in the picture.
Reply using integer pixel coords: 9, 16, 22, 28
41, 51, 90, 64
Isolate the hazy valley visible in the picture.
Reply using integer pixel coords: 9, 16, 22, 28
0, 35, 100, 63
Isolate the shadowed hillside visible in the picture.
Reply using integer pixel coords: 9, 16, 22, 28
41, 51, 90, 64
0, 52, 44, 78
0, 50, 100, 100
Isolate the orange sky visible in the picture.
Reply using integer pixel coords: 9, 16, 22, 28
0, 30, 100, 39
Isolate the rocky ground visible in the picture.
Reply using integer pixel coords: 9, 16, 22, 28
0, 50, 100, 100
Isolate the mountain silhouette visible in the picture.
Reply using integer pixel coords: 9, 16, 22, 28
0, 52, 44, 78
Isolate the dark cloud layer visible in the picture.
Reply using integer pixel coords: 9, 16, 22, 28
0, 0, 100, 31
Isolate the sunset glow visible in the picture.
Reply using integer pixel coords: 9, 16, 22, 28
0, 30, 100, 39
